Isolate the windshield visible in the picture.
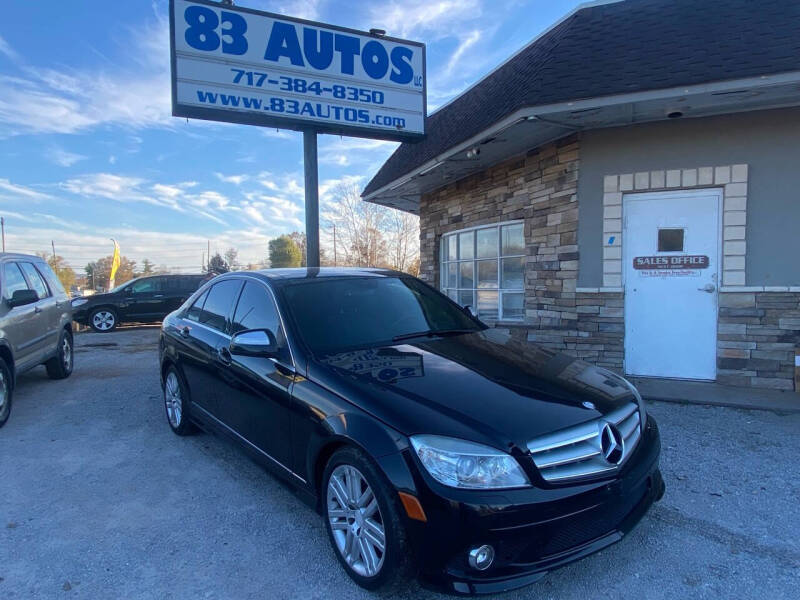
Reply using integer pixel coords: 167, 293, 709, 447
281, 276, 484, 356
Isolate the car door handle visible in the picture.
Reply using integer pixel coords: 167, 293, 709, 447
34, 306, 42, 313
698, 284, 716, 293
217, 347, 233, 365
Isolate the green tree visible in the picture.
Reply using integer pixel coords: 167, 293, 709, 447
37, 252, 76, 291
269, 235, 302, 267
206, 252, 229, 275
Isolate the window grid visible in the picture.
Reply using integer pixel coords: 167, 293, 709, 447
440, 221, 525, 321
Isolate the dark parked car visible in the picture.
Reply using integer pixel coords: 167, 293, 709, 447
159, 268, 663, 594
0, 253, 74, 428
73, 274, 208, 332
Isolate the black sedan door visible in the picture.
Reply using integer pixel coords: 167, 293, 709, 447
175, 280, 242, 417
216, 280, 294, 470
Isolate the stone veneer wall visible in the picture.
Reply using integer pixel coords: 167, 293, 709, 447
419, 136, 628, 368
717, 292, 800, 390
417, 136, 798, 390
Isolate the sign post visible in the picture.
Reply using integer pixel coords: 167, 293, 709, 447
303, 130, 319, 268
169, 0, 426, 266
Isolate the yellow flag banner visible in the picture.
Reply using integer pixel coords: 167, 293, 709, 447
109, 239, 121, 290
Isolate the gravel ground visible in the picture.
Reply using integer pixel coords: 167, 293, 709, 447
0, 327, 798, 599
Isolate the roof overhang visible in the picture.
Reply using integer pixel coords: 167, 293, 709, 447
363, 71, 800, 213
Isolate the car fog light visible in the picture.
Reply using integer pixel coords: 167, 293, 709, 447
468, 544, 495, 571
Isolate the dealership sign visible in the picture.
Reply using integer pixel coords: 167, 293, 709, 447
169, 0, 426, 140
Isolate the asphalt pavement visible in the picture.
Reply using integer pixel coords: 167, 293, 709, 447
0, 327, 798, 599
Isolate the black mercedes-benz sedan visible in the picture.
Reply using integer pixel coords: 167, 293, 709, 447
159, 268, 663, 595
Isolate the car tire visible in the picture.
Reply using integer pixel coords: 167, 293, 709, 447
322, 447, 412, 591
0, 360, 12, 429
45, 329, 74, 380
89, 308, 117, 333
163, 366, 196, 436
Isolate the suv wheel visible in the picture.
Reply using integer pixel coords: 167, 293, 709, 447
322, 447, 410, 590
45, 329, 74, 380
0, 360, 12, 428
90, 308, 117, 333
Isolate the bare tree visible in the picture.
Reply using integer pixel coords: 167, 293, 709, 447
223, 247, 240, 271
385, 209, 420, 273
323, 182, 419, 272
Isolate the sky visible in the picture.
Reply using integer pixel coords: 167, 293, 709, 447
0, 0, 584, 273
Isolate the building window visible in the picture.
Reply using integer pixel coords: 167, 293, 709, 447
440, 221, 525, 321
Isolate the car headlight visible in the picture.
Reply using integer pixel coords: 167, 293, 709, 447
409, 435, 530, 489
622, 378, 647, 430
71, 298, 88, 307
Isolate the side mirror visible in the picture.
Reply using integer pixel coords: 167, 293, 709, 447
7, 289, 39, 308
229, 328, 278, 358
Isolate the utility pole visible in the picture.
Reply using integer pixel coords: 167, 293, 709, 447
333, 223, 337, 266
207, 240, 210, 270
201, 253, 205, 273
1, 217, 5, 252
51, 240, 58, 277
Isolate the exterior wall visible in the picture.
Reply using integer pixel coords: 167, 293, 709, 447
717, 292, 800, 390
417, 109, 800, 390
577, 107, 800, 287
420, 136, 588, 355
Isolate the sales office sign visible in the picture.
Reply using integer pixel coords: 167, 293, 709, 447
169, 0, 426, 140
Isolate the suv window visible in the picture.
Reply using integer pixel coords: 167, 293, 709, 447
198, 280, 242, 332
36, 262, 65, 295
3, 263, 30, 300
166, 276, 204, 293
19, 262, 50, 299
186, 289, 209, 322
131, 277, 162, 294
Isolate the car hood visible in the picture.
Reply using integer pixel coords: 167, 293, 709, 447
309, 329, 637, 451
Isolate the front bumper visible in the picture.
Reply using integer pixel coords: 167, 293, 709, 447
400, 416, 663, 595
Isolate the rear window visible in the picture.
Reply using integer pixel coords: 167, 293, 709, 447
35, 262, 65, 295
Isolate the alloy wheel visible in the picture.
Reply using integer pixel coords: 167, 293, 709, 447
92, 311, 115, 331
327, 465, 386, 578
164, 372, 182, 428
62, 336, 72, 372
0, 371, 6, 413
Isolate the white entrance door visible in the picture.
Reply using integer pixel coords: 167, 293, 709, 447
623, 189, 721, 380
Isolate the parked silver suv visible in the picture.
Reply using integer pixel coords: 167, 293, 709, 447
0, 253, 74, 428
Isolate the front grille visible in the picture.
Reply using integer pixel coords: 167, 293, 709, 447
527, 403, 642, 483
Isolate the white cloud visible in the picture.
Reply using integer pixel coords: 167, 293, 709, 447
0, 35, 20, 62
0, 19, 171, 137
445, 30, 482, 76
368, 0, 482, 39
47, 146, 88, 167
0, 178, 54, 202
215, 173, 249, 185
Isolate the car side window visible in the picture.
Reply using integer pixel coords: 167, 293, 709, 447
35, 262, 65, 295
232, 281, 290, 360
232, 282, 281, 334
3, 263, 30, 300
198, 280, 242, 332
185, 289, 209, 322
19, 262, 50, 299
131, 278, 161, 294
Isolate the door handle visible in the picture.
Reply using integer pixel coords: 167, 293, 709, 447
698, 283, 716, 293
154, 294, 164, 298
34, 306, 42, 313
217, 347, 232, 365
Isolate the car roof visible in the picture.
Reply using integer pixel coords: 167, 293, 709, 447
216, 267, 404, 286
0, 252, 46, 262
